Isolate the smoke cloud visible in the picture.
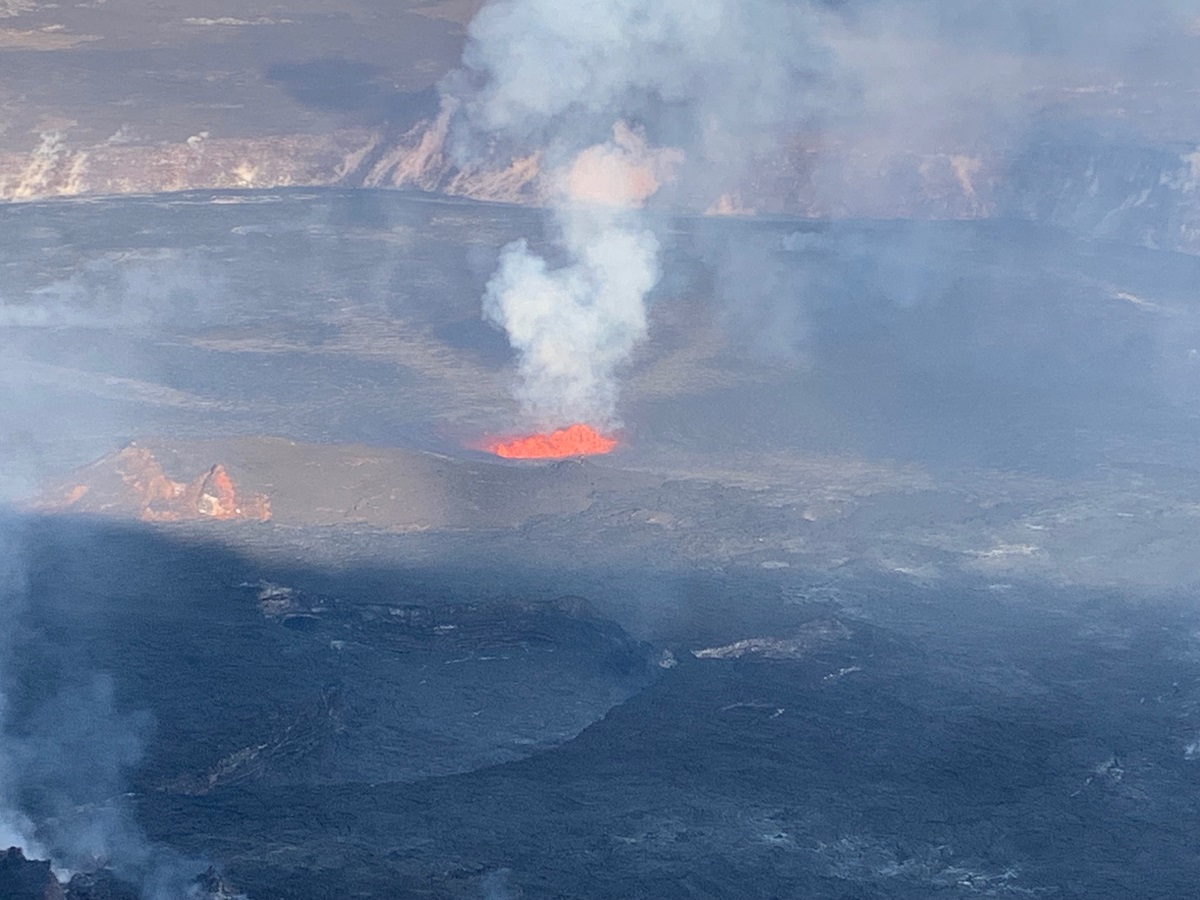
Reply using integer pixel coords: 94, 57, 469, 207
453, 0, 828, 157
0, 518, 43, 859
481, 124, 679, 426
449, 0, 1200, 427
0, 512, 207, 896
450, 0, 830, 428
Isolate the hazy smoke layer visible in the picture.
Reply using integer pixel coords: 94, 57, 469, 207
457, 0, 825, 152
451, 0, 1200, 421
0, 519, 43, 857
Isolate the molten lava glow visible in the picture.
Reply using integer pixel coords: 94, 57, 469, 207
491, 424, 618, 459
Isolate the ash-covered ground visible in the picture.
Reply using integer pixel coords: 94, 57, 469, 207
2, 190, 1200, 898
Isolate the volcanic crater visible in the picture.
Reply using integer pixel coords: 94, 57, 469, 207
3, 188, 1200, 899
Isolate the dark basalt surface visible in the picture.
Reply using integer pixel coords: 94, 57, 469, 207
9, 515, 656, 797
4, 514, 1199, 899
0, 847, 64, 900
0, 847, 240, 900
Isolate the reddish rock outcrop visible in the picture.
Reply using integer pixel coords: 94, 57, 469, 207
35, 444, 271, 523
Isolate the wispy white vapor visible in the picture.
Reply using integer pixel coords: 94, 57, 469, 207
483, 206, 657, 427
0, 515, 208, 895
482, 124, 678, 426
456, 0, 826, 154
0, 519, 44, 859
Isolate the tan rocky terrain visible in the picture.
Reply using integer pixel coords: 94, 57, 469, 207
24, 428, 1200, 597
32, 436, 659, 529
1, 1, 1199, 254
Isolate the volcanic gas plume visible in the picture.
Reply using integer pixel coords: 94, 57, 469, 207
482, 124, 679, 432
491, 423, 618, 459
450, 0, 812, 454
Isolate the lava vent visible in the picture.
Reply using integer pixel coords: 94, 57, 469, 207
490, 424, 618, 459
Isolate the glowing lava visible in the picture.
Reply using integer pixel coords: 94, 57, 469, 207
491, 424, 618, 459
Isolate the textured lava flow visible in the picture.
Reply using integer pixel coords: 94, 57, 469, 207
491, 423, 618, 459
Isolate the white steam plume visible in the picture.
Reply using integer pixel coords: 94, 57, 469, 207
456, 0, 825, 156
482, 215, 656, 428
452, 0, 822, 428
482, 124, 679, 427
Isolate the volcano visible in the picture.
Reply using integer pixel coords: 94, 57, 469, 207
491, 424, 618, 459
